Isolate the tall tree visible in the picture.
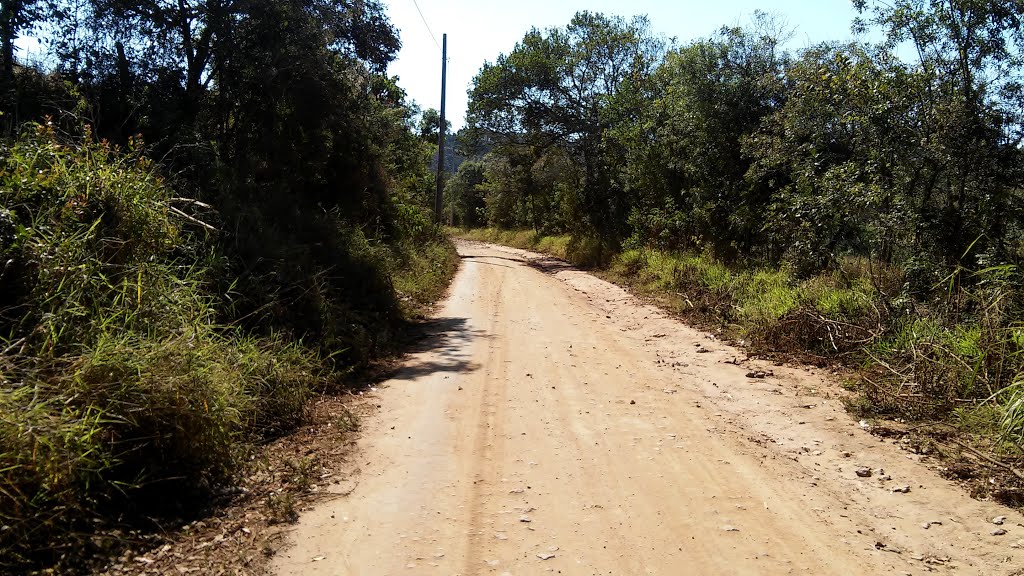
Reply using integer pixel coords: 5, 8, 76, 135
417, 107, 450, 142
625, 17, 789, 257
468, 11, 662, 241
1, 0, 46, 116
854, 0, 1024, 266
746, 43, 926, 272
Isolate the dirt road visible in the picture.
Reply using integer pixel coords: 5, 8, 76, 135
273, 241, 1023, 575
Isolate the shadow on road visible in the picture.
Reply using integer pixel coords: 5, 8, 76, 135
526, 255, 574, 274
462, 252, 574, 275
391, 316, 489, 380
459, 254, 522, 268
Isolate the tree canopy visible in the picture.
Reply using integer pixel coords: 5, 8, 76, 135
463, 5, 1024, 280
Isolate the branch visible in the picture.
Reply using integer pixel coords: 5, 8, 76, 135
169, 197, 213, 209
952, 439, 1024, 481
168, 206, 218, 233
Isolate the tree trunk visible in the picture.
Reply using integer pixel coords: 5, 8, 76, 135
1, 2, 16, 118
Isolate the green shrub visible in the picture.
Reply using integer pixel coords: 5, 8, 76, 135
1000, 375, 1024, 448
0, 126, 322, 569
613, 248, 648, 277
392, 231, 460, 317
563, 234, 602, 268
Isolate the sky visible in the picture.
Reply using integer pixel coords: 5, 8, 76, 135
383, 0, 869, 130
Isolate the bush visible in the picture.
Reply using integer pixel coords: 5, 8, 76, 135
392, 232, 460, 317
0, 126, 321, 569
603, 246, 884, 356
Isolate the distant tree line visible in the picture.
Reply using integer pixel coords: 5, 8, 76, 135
457, 1, 1024, 290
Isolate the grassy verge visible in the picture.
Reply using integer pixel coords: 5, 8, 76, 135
454, 228, 1024, 498
454, 227, 573, 261
392, 235, 460, 319
0, 127, 457, 573
606, 248, 891, 360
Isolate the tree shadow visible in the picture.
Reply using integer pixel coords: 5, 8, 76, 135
462, 252, 573, 275
526, 255, 575, 274
459, 254, 522, 268
389, 316, 489, 380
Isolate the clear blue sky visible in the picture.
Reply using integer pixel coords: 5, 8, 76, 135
384, 0, 868, 130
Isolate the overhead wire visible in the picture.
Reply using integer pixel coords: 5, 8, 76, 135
410, 0, 443, 52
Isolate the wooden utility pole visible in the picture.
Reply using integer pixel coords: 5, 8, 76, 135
434, 33, 447, 224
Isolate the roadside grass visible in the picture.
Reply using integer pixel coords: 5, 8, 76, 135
453, 228, 1024, 473
0, 126, 459, 572
392, 235, 460, 319
0, 125, 323, 570
608, 248, 884, 359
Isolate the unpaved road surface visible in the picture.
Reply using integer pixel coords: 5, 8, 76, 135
273, 241, 1023, 575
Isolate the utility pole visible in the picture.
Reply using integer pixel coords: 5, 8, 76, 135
434, 33, 447, 224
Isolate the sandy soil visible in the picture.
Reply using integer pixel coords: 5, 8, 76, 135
271, 241, 1024, 576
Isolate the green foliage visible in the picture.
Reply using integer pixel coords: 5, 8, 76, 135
391, 230, 460, 318
466, 4, 1024, 276
445, 159, 487, 228
627, 15, 790, 258
1, 0, 458, 570
462, 4, 1024, 439
1000, 375, 1024, 449
468, 11, 663, 241
746, 43, 922, 274
861, 261, 1024, 425
737, 270, 799, 325
653, 253, 888, 360
0, 122, 455, 572
850, 0, 1024, 271
417, 108, 451, 143
0, 128, 323, 568
3, 0, 447, 369
1, 125, 183, 347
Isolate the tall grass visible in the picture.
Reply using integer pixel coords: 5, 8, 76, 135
392, 237, 460, 317
0, 125, 459, 571
609, 248, 884, 357
863, 264, 1024, 429
0, 125, 324, 569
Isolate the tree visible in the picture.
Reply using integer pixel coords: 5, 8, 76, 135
468, 11, 662, 241
746, 43, 925, 272
1, 0, 47, 116
417, 107, 450, 142
26, 0, 430, 357
625, 16, 789, 258
445, 159, 486, 227
45, 0, 399, 143
854, 0, 1024, 267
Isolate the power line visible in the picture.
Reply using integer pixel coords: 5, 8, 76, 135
410, 0, 442, 52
